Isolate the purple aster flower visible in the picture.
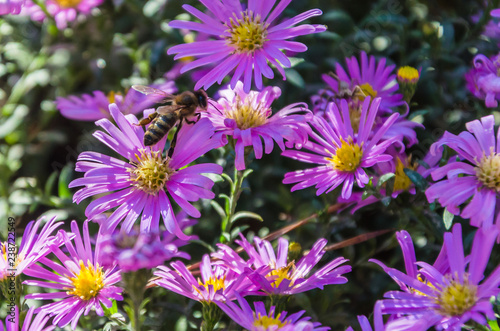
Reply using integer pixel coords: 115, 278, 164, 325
216, 292, 330, 331
55, 81, 176, 121
426, 115, 500, 230
99, 224, 192, 272
69, 103, 223, 239
23, 220, 123, 330
0, 0, 24, 15
345, 308, 385, 331
167, 0, 326, 92
312, 52, 405, 114
372, 223, 500, 330
205, 81, 311, 170
1, 306, 55, 331
0, 216, 62, 279
21, 0, 103, 29
465, 53, 500, 107
282, 97, 400, 199
213, 235, 351, 296
154, 254, 253, 303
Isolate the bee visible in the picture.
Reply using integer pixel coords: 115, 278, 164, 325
132, 85, 208, 157
327, 72, 366, 101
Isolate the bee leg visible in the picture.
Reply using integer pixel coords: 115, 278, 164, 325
168, 119, 184, 158
134, 112, 158, 126
185, 112, 201, 125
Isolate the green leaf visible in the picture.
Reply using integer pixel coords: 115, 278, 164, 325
404, 169, 428, 190
229, 211, 264, 224
488, 319, 500, 331
284, 69, 305, 88
175, 316, 188, 331
443, 208, 454, 230
190, 239, 216, 253
220, 173, 233, 186
241, 168, 254, 179
288, 57, 305, 68
44, 171, 58, 197
220, 232, 231, 244
210, 200, 226, 220
376, 173, 395, 189
231, 225, 249, 239
102, 300, 118, 316
58, 163, 73, 200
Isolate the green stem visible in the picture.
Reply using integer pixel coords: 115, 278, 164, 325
220, 167, 246, 243
201, 302, 222, 331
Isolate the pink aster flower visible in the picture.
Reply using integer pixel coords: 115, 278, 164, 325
0, 0, 24, 15
205, 81, 310, 170
167, 0, 326, 92
23, 220, 123, 330
69, 103, 223, 239
345, 309, 385, 331
21, 0, 103, 29
216, 293, 330, 331
1, 216, 62, 280
426, 115, 500, 230
465, 52, 500, 107
55, 81, 176, 121
372, 223, 500, 330
1, 306, 55, 331
213, 235, 351, 296
154, 254, 253, 303
312, 52, 405, 114
282, 97, 400, 199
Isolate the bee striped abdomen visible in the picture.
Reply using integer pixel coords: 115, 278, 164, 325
144, 113, 178, 146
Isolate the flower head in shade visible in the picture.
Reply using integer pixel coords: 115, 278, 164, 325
55, 81, 177, 121
312, 52, 405, 114
283, 97, 400, 199
69, 104, 223, 239
23, 221, 123, 330
216, 293, 330, 331
206, 81, 310, 170
21, 0, 104, 29
371, 224, 500, 331
426, 115, 500, 230
0, 216, 62, 280
1, 306, 55, 331
213, 235, 351, 296
99, 214, 194, 272
465, 53, 500, 108
0, 0, 24, 15
154, 254, 253, 303
167, 0, 326, 92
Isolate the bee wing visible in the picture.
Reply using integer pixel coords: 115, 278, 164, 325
156, 105, 184, 115
132, 85, 175, 102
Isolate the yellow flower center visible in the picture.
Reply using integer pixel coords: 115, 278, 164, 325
224, 95, 269, 130
253, 313, 287, 328
411, 274, 435, 296
198, 276, 226, 293
397, 66, 420, 83
434, 276, 478, 317
393, 156, 416, 192
225, 11, 268, 54
128, 149, 173, 195
359, 83, 378, 99
267, 261, 295, 288
326, 138, 363, 173
475, 150, 500, 191
107, 91, 122, 104
1, 243, 23, 279
67, 261, 104, 301
55, 0, 82, 8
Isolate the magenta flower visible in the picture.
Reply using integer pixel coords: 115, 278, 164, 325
23, 221, 123, 330
1, 216, 62, 279
283, 97, 400, 199
1, 306, 55, 331
167, 0, 326, 92
205, 81, 311, 170
21, 0, 103, 29
213, 235, 351, 296
426, 115, 500, 230
216, 293, 330, 331
372, 224, 500, 330
55, 81, 176, 121
69, 103, 223, 239
154, 254, 253, 303
0, 0, 24, 15
312, 52, 405, 114
345, 309, 385, 331
465, 53, 500, 107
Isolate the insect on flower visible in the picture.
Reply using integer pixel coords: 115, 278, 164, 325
132, 85, 209, 157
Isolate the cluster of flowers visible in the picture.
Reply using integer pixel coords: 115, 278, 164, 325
2, 0, 500, 330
